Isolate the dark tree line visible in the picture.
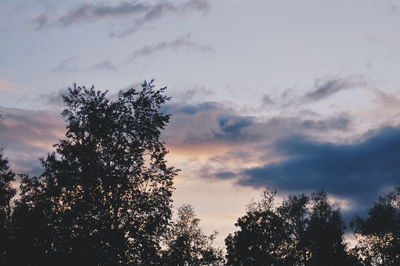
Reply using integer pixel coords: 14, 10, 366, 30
225, 188, 400, 266
0, 81, 399, 265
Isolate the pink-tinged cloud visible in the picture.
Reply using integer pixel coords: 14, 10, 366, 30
0, 78, 26, 94
0, 107, 65, 174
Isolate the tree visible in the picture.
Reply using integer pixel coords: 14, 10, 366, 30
163, 204, 224, 265
304, 191, 355, 266
11, 175, 61, 265
225, 189, 354, 266
12, 81, 178, 265
0, 149, 16, 265
276, 193, 310, 265
352, 187, 400, 265
225, 190, 290, 266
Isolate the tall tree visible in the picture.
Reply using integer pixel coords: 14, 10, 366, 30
12, 81, 178, 265
163, 204, 224, 265
276, 193, 310, 265
352, 187, 400, 266
0, 149, 16, 265
304, 191, 354, 266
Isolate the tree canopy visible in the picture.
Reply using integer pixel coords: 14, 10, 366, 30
352, 187, 400, 266
225, 190, 356, 266
11, 81, 179, 265
163, 204, 224, 265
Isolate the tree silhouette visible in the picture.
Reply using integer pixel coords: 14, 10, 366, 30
12, 81, 178, 265
304, 191, 355, 266
163, 204, 224, 265
276, 193, 310, 265
225, 190, 290, 266
225, 189, 355, 266
352, 187, 400, 265
0, 149, 16, 265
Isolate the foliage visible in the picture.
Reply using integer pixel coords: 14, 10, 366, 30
305, 191, 355, 266
225, 189, 355, 266
163, 204, 224, 265
0, 150, 16, 265
11, 81, 178, 265
225, 190, 288, 266
352, 187, 400, 265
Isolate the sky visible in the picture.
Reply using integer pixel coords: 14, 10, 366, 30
2, 0, 400, 247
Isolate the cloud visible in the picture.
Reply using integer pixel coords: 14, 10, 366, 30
50, 57, 78, 73
89, 60, 118, 71
52, 59, 118, 75
34, 2, 151, 28
177, 86, 214, 103
40, 88, 69, 107
261, 95, 275, 106
0, 78, 27, 94
0, 107, 64, 175
0, 79, 17, 93
182, 0, 211, 12
128, 34, 213, 61
215, 171, 237, 179
260, 77, 374, 109
33, 14, 49, 30
33, 0, 210, 36
239, 115, 351, 143
162, 101, 351, 145
237, 127, 400, 209
303, 76, 370, 103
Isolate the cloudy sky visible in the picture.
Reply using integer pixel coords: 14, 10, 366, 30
2, 0, 400, 246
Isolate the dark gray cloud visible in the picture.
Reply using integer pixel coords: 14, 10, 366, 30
237, 127, 400, 209
33, 0, 210, 36
128, 34, 213, 61
214, 171, 237, 179
303, 77, 369, 102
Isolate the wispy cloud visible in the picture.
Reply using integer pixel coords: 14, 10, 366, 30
261, 76, 373, 109
33, 0, 210, 37
177, 86, 214, 103
89, 60, 118, 72
303, 77, 370, 103
128, 34, 214, 61
40, 88, 69, 107
50, 57, 78, 73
